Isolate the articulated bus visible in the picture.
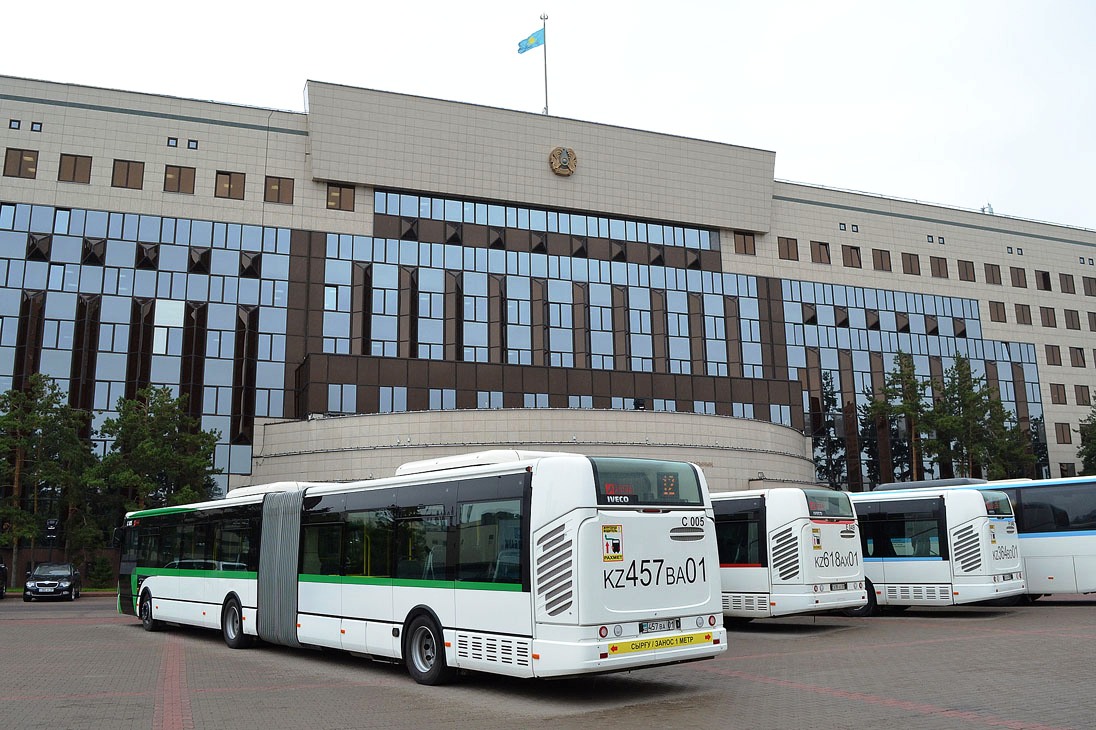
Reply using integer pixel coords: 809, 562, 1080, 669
119, 451, 726, 685
847, 488, 1025, 615
878, 476, 1096, 596
711, 488, 867, 620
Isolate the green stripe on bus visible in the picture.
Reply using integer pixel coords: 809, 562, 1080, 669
135, 568, 258, 579
128, 506, 199, 518
298, 574, 523, 592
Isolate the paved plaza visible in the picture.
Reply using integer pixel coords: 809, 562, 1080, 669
1, 594, 1091, 729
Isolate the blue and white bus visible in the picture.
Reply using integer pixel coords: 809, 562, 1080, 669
847, 487, 1025, 615
119, 450, 726, 684
879, 476, 1096, 597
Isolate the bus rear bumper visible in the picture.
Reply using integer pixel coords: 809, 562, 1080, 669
767, 588, 869, 617
529, 628, 727, 678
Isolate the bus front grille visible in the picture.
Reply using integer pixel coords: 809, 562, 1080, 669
952, 524, 982, 573
456, 632, 532, 667
771, 527, 800, 581
536, 523, 574, 616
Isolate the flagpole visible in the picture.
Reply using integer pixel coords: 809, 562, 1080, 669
541, 13, 549, 115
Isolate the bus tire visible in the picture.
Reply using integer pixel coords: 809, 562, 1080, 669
841, 581, 877, 617
404, 614, 456, 686
140, 591, 162, 632
221, 596, 253, 649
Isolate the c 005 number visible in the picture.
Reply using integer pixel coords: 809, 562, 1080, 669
603, 557, 707, 589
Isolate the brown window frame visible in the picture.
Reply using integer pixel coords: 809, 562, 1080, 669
58, 153, 92, 184
1069, 346, 1086, 368
1076, 385, 1091, 406
930, 256, 949, 278
4, 148, 38, 178
1085, 277, 1096, 297
902, 252, 920, 275
1050, 383, 1066, 405
733, 231, 755, 256
1035, 270, 1052, 291
1061, 273, 1076, 294
215, 170, 246, 200
111, 159, 145, 190
1010, 266, 1027, 288
810, 240, 831, 265
841, 245, 862, 268
264, 175, 294, 205
778, 237, 799, 261
1015, 304, 1032, 325
985, 263, 1002, 285
1046, 345, 1062, 366
164, 165, 196, 194
1054, 422, 1072, 445
326, 182, 355, 211
1040, 307, 1057, 328
1064, 309, 1081, 330
988, 301, 1006, 323
957, 260, 975, 282
872, 249, 891, 272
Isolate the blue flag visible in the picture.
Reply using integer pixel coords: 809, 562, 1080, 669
518, 28, 545, 54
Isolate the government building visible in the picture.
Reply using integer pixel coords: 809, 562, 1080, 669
2, 75, 1091, 494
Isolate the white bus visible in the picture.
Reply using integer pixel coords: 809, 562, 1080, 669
711, 488, 867, 620
880, 476, 1096, 597
119, 451, 726, 684
847, 488, 1025, 615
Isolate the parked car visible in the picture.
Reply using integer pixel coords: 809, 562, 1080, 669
23, 562, 81, 602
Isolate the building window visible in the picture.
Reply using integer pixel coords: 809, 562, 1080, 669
215, 171, 246, 200
478, 391, 504, 409
1076, 385, 1091, 406
938, 236, 944, 244
8, 120, 19, 130
30, 122, 42, 132
1046, 345, 1062, 366
1070, 347, 1086, 368
930, 256, 948, 278
1061, 273, 1076, 294
187, 139, 199, 150
1061, 463, 1078, 478
957, 260, 975, 282
1064, 309, 1081, 330
839, 223, 846, 231
778, 236, 799, 261
1084, 277, 1096, 296
1055, 422, 1072, 445
111, 159, 144, 189
985, 263, 1002, 285
901, 252, 920, 275
1014, 304, 1032, 325
58, 153, 92, 184
428, 388, 457, 410
1010, 266, 1027, 288
167, 137, 178, 147
567, 394, 592, 409
379, 386, 407, 413
1040, 307, 1057, 328
1089, 312, 1096, 331
872, 249, 891, 272
1050, 383, 1066, 405
988, 301, 1006, 322
810, 241, 831, 264
164, 165, 196, 194
327, 182, 355, 211
927, 235, 934, 243
841, 245, 862, 268
4, 148, 38, 178
265, 176, 294, 204
733, 231, 755, 255
1035, 270, 1052, 291
851, 225, 859, 233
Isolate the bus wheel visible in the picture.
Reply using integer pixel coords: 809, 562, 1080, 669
140, 592, 162, 632
404, 614, 456, 686
841, 581, 877, 617
221, 597, 253, 649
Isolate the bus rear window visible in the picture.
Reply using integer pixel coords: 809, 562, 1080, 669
590, 458, 703, 507
803, 489, 855, 519
982, 490, 1013, 517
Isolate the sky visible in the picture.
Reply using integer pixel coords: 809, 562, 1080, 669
5, 1, 1096, 230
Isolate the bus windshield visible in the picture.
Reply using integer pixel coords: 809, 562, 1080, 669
982, 490, 1013, 517
590, 457, 703, 506
803, 489, 855, 519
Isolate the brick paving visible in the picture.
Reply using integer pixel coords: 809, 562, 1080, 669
1, 594, 1091, 729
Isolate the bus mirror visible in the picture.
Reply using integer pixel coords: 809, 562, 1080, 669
111, 527, 123, 547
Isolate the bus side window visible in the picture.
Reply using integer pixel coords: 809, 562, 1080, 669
397, 505, 451, 581
457, 498, 522, 584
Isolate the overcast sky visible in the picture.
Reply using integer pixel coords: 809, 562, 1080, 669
6, 1, 1095, 230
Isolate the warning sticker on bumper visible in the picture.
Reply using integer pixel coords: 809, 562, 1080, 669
608, 631, 714, 655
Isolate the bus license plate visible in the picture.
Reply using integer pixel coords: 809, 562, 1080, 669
1001, 573, 1014, 581
830, 583, 847, 591
640, 619, 680, 634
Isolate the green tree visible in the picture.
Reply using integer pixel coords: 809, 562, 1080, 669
984, 403, 1035, 480
88, 387, 221, 522
0, 374, 94, 582
923, 355, 994, 478
813, 371, 847, 489
1078, 407, 1096, 476
861, 352, 926, 482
